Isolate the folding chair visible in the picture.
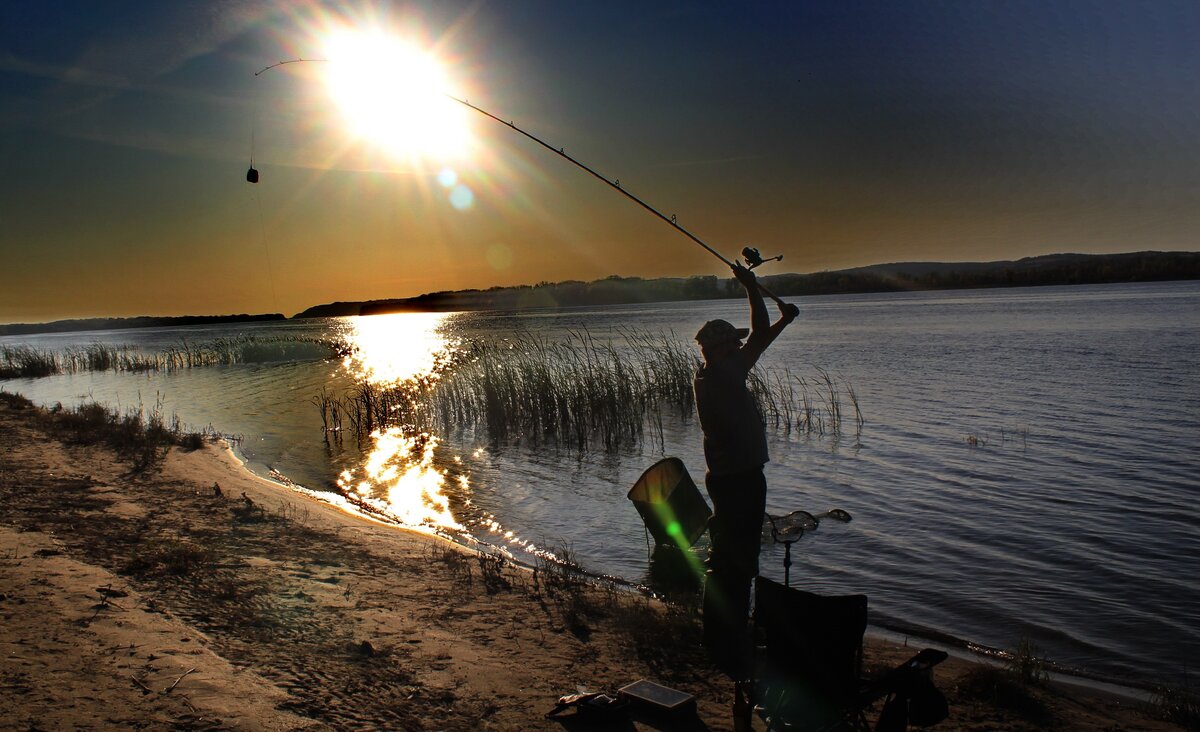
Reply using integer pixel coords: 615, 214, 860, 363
751, 578, 949, 731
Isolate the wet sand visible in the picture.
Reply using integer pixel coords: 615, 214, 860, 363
0, 396, 1184, 731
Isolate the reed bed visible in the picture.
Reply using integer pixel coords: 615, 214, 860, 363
0, 345, 60, 379
752, 365, 865, 440
1, 336, 343, 379
319, 329, 864, 452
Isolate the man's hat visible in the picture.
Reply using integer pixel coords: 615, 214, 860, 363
695, 319, 749, 347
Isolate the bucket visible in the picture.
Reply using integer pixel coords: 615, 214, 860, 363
627, 457, 712, 549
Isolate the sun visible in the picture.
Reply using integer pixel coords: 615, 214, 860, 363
322, 29, 470, 161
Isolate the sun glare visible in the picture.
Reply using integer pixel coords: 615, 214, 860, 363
322, 29, 470, 161
341, 311, 457, 386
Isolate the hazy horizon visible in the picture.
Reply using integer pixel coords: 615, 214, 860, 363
3, 249, 1197, 327
3, 1, 1198, 323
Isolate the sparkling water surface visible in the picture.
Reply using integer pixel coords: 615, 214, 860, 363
4, 281, 1198, 686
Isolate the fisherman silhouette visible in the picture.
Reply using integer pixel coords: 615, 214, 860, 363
693, 262, 799, 682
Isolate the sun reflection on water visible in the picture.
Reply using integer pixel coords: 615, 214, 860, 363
331, 312, 543, 555
334, 313, 465, 532
340, 312, 458, 386
337, 428, 462, 532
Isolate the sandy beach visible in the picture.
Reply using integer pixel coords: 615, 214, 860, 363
0, 394, 1185, 731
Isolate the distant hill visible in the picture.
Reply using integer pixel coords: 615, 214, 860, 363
292, 275, 739, 318
4, 252, 1194, 333
0, 313, 286, 338
761, 250, 1200, 296
293, 250, 1200, 318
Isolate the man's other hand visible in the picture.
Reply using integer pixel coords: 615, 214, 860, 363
732, 262, 757, 287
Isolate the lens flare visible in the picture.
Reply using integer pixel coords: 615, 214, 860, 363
448, 183, 475, 210
437, 167, 458, 187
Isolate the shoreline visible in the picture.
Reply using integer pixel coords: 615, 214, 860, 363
866, 626, 1159, 705
0, 395, 1189, 730
225, 434, 1163, 701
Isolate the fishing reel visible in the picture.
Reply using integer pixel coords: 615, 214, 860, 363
742, 246, 783, 270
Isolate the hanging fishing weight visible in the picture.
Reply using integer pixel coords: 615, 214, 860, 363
246, 166, 259, 184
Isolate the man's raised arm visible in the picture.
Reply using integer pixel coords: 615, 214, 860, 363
734, 263, 800, 366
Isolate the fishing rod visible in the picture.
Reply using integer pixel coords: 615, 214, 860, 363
252, 58, 790, 306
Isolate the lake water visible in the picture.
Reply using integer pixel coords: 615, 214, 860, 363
3, 281, 1197, 687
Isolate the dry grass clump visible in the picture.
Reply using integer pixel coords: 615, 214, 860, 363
33, 398, 214, 472
427, 544, 474, 589
526, 541, 706, 669
531, 543, 602, 637
1151, 678, 1199, 730
955, 638, 1053, 724
1008, 637, 1050, 686
610, 596, 705, 677
956, 665, 1051, 721
534, 542, 589, 596
122, 537, 213, 576
475, 551, 511, 594
0, 391, 35, 409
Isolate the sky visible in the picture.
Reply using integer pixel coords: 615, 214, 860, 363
1, 0, 1198, 323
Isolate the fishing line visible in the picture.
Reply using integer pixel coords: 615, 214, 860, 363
247, 83, 278, 313
253, 185, 280, 315
252, 58, 788, 306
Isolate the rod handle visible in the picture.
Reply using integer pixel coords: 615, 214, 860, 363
758, 282, 787, 308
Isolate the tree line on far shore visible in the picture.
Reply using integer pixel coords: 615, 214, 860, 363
0, 313, 285, 337
297, 250, 1200, 318
4, 251, 1196, 335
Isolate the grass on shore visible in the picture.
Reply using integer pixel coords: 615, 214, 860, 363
0, 391, 214, 472
1152, 678, 1199, 730
951, 638, 1054, 724
425, 535, 706, 679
